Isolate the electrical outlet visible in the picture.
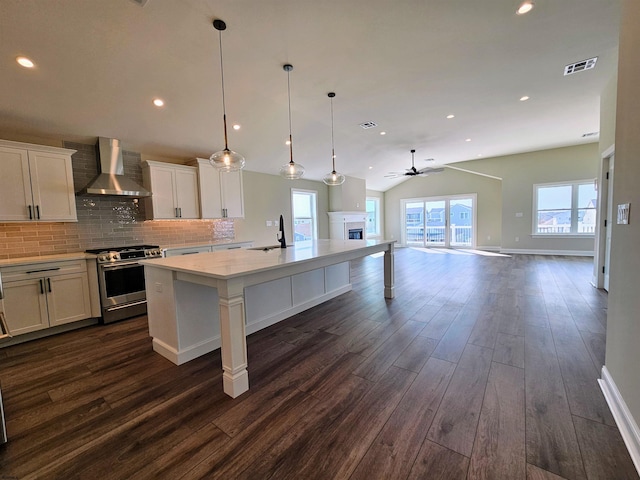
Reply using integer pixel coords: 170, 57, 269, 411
154, 282, 163, 292
515, 236, 519, 242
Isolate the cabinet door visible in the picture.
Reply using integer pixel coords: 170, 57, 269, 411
196, 161, 224, 219
28, 151, 77, 221
0, 146, 34, 221
174, 168, 200, 219
148, 165, 178, 219
3, 279, 49, 335
220, 170, 244, 218
47, 272, 92, 326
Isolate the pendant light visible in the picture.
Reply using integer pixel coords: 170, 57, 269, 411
322, 92, 346, 186
209, 19, 245, 172
279, 64, 305, 179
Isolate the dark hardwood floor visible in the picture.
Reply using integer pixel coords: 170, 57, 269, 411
0, 248, 637, 479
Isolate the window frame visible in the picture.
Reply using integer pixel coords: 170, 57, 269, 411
291, 188, 318, 241
532, 180, 597, 237
365, 197, 381, 238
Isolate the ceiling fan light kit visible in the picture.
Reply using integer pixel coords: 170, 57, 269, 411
322, 92, 346, 186
209, 19, 245, 172
279, 64, 305, 180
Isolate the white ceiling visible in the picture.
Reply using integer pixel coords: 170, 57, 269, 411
0, 0, 620, 191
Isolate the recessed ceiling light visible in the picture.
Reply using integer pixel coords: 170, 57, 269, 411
477, 154, 483, 157
516, 1, 534, 15
465, 138, 472, 142
152, 98, 165, 107
233, 124, 241, 130
380, 131, 386, 136
446, 114, 455, 119
16, 56, 35, 68
285, 139, 291, 145
520, 95, 530, 101
369, 166, 373, 170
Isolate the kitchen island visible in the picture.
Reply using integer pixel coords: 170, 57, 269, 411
141, 239, 395, 398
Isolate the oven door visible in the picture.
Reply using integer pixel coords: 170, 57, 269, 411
99, 261, 147, 319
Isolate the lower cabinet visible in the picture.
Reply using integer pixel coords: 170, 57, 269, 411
1, 260, 92, 336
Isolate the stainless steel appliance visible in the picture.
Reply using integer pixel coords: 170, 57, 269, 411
86, 245, 162, 324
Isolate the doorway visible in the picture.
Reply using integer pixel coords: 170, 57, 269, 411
402, 194, 476, 248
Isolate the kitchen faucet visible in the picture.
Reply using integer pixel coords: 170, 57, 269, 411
277, 214, 287, 248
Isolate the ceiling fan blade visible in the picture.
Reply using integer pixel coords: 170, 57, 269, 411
418, 167, 445, 175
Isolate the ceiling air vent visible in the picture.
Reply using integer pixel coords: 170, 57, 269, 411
564, 57, 597, 76
582, 132, 599, 138
359, 121, 378, 129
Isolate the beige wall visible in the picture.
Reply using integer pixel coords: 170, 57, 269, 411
605, 0, 640, 426
386, 143, 599, 253
329, 176, 366, 212
234, 170, 330, 246
383, 167, 502, 249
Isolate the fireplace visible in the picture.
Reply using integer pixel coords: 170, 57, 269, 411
328, 212, 367, 240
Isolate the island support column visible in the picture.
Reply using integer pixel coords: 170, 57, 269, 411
218, 278, 249, 398
384, 243, 395, 299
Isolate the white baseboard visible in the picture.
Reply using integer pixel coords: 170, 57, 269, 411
153, 336, 221, 366
500, 248, 594, 256
599, 366, 640, 476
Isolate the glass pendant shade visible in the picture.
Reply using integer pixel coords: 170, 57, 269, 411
322, 92, 345, 186
210, 19, 245, 172
279, 64, 304, 180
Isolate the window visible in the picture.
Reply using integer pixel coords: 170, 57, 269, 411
291, 189, 318, 241
366, 197, 380, 237
533, 180, 597, 235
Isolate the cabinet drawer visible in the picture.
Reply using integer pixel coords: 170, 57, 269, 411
1, 260, 87, 282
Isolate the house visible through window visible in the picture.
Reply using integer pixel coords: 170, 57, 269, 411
533, 180, 597, 235
291, 189, 318, 241
366, 197, 380, 237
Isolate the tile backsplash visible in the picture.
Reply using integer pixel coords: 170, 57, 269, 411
0, 141, 235, 259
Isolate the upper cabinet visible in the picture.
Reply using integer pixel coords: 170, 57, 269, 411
188, 158, 244, 219
141, 161, 200, 220
0, 139, 77, 222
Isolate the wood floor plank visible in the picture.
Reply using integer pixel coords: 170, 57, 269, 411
468, 362, 526, 480
350, 357, 456, 480
431, 305, 480, 363
579, 330, 606, 371
493, 332, 525, 368
407, 440, 470, 479
525, 324, 586, 480
419, 305, 462, 340
526, 463, 572, 479
393, 335, 438, 372
572, 415, 638, 480
427, 343, 493, 457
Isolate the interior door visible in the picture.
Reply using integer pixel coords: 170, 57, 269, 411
604, 155, 614, 291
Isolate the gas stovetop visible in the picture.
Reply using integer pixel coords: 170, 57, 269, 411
86, 245, 162, 263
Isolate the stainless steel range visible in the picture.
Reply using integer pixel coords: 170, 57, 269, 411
86, 245, 162, 324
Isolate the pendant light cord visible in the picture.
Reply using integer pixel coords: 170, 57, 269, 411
217, 28, 229, 150
330, 94, 336, 172
287, 67, 294, 164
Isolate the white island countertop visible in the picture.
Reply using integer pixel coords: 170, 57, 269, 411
141, 239, 395, 280
141, 238, 396, 398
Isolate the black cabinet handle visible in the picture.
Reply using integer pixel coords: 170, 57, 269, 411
39, 279, 44, 294
47, 278, 51, 293
36, 205, 41, 220
26, 267, 61, 274
28, 205, 33, 220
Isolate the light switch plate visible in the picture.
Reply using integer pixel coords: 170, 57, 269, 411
617, 203, 630, 224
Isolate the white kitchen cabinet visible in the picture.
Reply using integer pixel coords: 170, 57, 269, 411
0, 139, 77, 222
1, 260, 92, 336
163, 245, 212, 257
188, 158, 244, 219
142, 161, 200, 220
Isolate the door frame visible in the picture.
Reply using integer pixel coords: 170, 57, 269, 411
593, 144, 614, 290
401, 193, 477, 249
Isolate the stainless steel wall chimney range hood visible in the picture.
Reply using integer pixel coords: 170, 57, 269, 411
76, 137, 151, 198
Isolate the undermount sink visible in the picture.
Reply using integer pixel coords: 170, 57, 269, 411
248, 244, 294, 251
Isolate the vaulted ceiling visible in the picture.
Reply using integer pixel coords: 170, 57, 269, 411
0, 0, 620, 190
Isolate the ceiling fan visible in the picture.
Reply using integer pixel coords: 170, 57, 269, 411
385, 149, 444, 178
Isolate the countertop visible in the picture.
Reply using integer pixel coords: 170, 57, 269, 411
0, 252, 94, 268
160, 239, 253, 250
141, 239, 395, 280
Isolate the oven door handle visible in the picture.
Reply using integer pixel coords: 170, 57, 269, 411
100, 261, 143, 271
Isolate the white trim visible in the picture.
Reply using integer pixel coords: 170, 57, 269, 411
444, 164, 502, 180
599, 366, 640, 477
532, 179, 598, 236
500, 248, 593, 256
152, 336, 221, 366
291, 188, 319, 241
531, 234, 595, 239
